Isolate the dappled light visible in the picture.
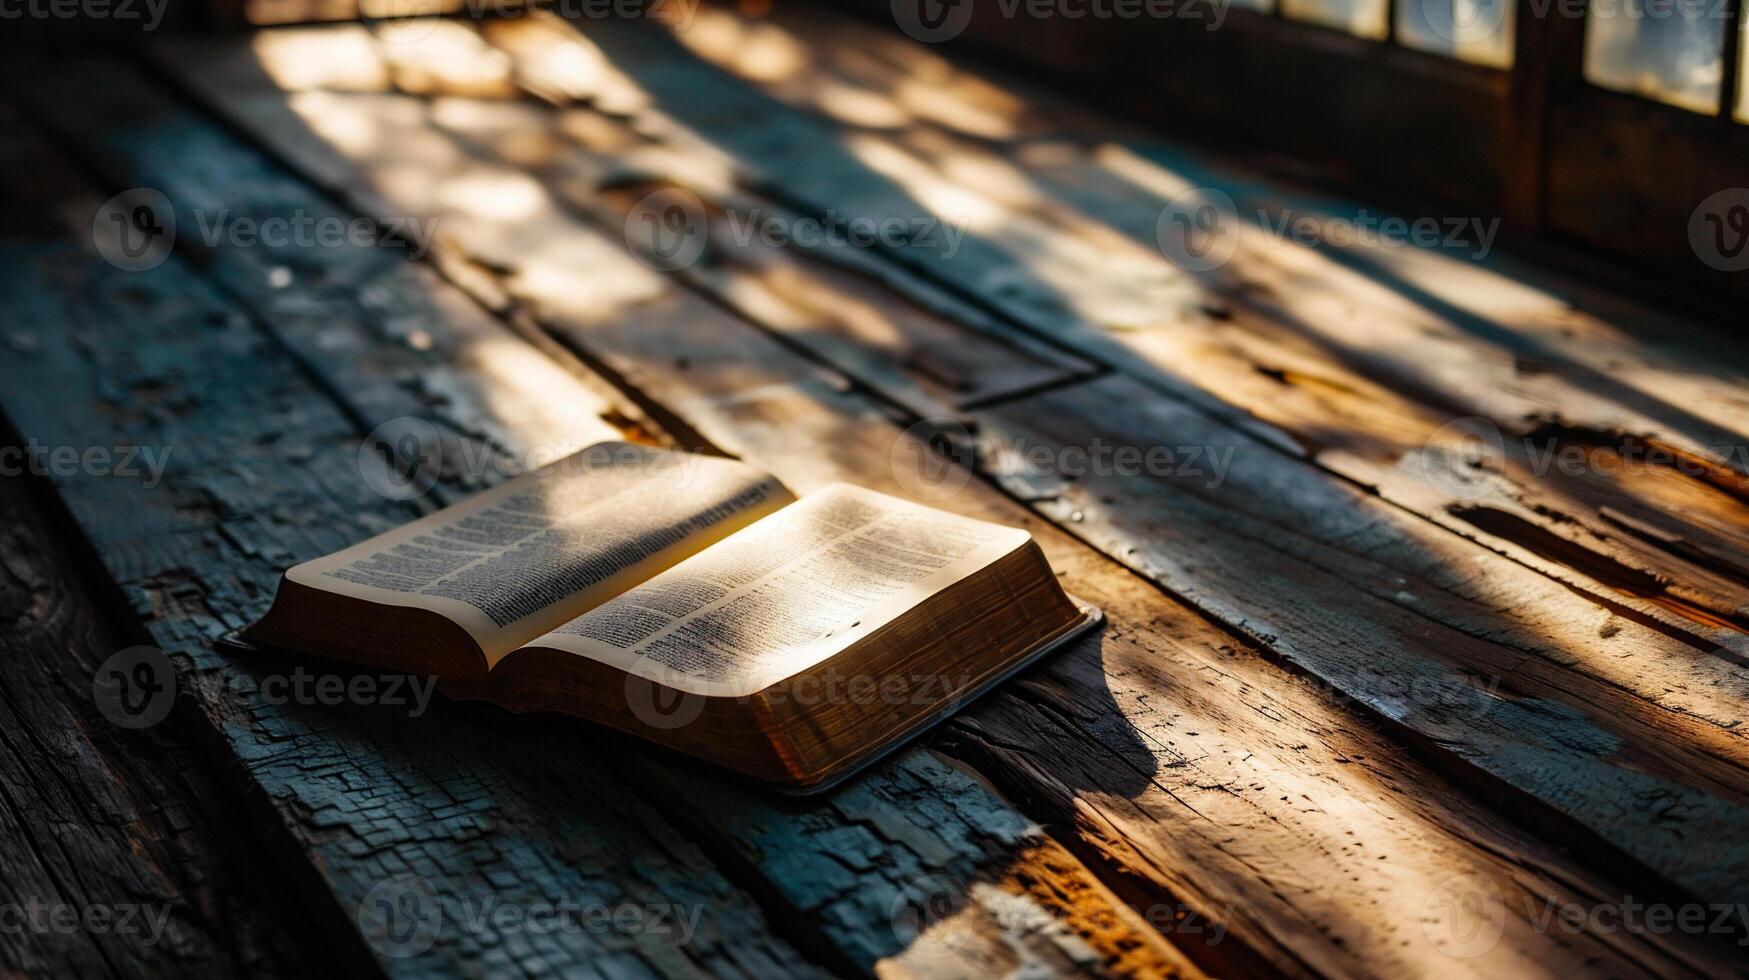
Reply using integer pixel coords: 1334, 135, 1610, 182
450, 332, 628, 464
374, 19, 519, 98
436, 170, 547, 222
252, 26, 390, 91
484, 12, 651, 112
839, 134, 1010, 233
674, 4, 1024, 140
675, 6, 809, 83
224, 0, 1749, 757
10, 2, 1743, 975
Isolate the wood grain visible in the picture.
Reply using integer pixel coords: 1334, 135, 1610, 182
532, 5, 1749, 650
136, 30, 1749, 976
0, 97, 825, 980
0, 433, 334, 977
4, 59, 1193, 980
170, 12, 1749, 906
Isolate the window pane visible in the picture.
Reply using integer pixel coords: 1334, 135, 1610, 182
1584, 0, 1725, 114
1396, 0, 1516, 67
1738, 14, 1749, 122
1281, 0, 1389, 39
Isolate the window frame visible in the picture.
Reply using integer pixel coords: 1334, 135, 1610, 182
850, 0, 1749, 300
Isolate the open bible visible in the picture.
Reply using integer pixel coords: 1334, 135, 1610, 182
239, 443, 1100, 792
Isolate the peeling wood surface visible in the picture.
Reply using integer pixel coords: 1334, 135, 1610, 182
0, 4, 1746, 978
0, 61, 1192, 980
0, 436, 335, 978
0, 105, 829, 980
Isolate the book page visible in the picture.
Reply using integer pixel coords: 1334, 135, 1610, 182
528, 484, 1031, 697
287, 443, 793, 662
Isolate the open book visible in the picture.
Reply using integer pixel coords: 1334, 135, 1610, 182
240, 443, 1099, 792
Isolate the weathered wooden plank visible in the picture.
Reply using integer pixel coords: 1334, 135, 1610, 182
146, 30, 1749, 976
221, 12, 1749, 904
468, 179, 1749, 974
514, 111, 1749, 913
976, 374, 1749, 894
11, 57, 1197, 980
0, 450, 334, 977
0, 99, 825, 980
14, 50, 643, 495
535, 5, 1749, 649
669, 0, 1749, 456
437, 12, 1749, 903
174, 23, 1098, 423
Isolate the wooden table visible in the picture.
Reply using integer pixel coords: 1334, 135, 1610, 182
2, 5, 1746, 976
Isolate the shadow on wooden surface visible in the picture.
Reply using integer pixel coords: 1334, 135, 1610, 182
2, 6, 1748, 976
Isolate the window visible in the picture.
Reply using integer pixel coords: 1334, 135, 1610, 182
1736, 10, 1749, 119
1583, 0, 1729, 113
1277, 0, 1516, 64
850, 0, 1748, 298
1397, 0, 1516, 66
1282, 0, 1390, 39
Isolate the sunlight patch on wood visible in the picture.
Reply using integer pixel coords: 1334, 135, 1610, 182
483, 13, 651, 113
841, 134, 1009, 234
251, 26, 389, 91
372, 19, 518, 98
435, 170, 547, 221
678, 6, 810, 83
446, 332, 628, 462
